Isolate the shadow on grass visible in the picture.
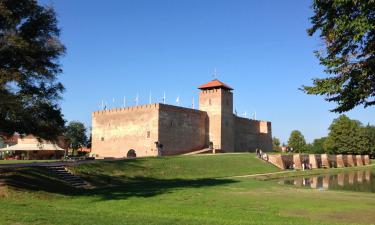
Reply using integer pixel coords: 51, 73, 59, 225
0, 167, 238, 201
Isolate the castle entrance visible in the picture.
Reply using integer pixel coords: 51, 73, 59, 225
127, 149, 137, 158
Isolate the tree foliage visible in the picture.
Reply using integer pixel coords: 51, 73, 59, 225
311, 137, 327, 154
0, 0, 65, 140
288, 130, 307, 153
303, 0, 375, 112
272, 137, 281, 151
324, 115, 363, 154
65, 121, 87, 153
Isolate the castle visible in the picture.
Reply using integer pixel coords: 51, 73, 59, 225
91, 79, 272, 158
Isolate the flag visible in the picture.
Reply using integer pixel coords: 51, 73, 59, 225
163, 91, 166, 104
135, 93, 139, 106
176, 96, 180, 106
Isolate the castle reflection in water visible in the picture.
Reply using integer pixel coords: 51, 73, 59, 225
281, 170, 375, 193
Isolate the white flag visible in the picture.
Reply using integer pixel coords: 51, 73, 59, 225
135, 93, 139, 106
176, 96, 180, 106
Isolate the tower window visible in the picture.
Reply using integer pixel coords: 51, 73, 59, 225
147, 131, 151, 138
101, 137, 104, 141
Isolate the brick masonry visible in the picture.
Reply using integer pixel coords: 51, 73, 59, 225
268, 153, 371, 170
92, 80, 273, 158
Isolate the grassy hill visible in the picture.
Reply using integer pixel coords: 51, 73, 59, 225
70, 153, 279, 182
1, 153, 375, 225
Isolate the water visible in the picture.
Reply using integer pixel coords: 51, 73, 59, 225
280, 169, 375, 193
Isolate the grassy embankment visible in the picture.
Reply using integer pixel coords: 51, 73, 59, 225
0, 153, 374, 225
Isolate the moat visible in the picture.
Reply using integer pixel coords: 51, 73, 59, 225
280, 169, 375, 193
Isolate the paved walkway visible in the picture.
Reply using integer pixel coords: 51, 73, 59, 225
228, 170, 294, 178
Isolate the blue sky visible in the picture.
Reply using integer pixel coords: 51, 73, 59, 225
39, 0, 374, 143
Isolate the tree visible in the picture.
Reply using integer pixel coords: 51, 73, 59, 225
288, 130, 306, 153
324, 115, 362, 154
311, 137, 327, 154
0, 0, 66, 140
302, 0, 375, 113
358, 125, 375, 156
65, 121, 87, 155
272, 137, 281, 152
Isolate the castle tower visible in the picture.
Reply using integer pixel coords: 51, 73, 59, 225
198, 79, 234, 152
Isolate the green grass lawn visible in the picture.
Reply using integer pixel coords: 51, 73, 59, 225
0, 159, 60, 164
0, 153, 374, 225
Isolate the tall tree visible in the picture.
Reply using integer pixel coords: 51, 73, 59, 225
358, 125, 375, 156
324, 115, 362, 154
302, 0, 375, 113
65, 121, 87, 155
0, 0, 66, 140
288, 130, 307, 153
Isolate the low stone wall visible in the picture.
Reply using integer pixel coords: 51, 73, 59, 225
364, 155, 370, 165
356, 155, 364, 166
336, 155, 346, 168
309, 154, 320, 169
347, 155, 356, 167
268, 154, 285, 169
321, 154, 330, 168
267, 153, 371, 170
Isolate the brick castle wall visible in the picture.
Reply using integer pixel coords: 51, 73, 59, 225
92, 104, 159, 158
92, 104, 208, 158
158, 104, 208, 155
234, 116, 272, 152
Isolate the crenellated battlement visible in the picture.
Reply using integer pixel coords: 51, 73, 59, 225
92, 103, 206, 116
92, 103, 160, 116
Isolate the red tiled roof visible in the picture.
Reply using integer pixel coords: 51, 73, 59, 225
198, 79, 233, 90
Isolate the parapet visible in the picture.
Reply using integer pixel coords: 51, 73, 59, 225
159, 104, 207, 115
92, 103, 160, 116
92, 103, 206, 116
234, 115, 270, 124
